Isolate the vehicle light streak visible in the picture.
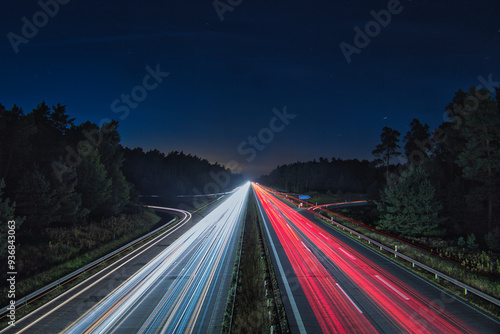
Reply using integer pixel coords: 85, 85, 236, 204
253, 183, 476, 333
64, 182, 250, 334
254, 184, 376, 333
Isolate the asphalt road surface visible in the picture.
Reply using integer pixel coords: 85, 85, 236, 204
2, 182, 250, 334
253, 183, 500, 334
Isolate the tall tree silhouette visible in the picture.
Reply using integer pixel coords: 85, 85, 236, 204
455, 87, 500, 229
403, 118, 431, 165
372, 127, 402, 180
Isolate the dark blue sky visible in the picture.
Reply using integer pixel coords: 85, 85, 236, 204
1, 0, 499, 177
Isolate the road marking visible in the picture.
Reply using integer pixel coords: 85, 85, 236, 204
338, 247, 356, 260
336, 283, 363, 314
301, 241, 312, 253
375, 275, 410, 301
319, 232, 329, 240
256, 197, 307, 334
8, 209, 191, 334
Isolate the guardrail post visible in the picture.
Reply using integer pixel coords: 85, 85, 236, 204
395, 245, 398, 258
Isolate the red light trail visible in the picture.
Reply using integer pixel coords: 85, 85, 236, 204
253, 183, 476, 333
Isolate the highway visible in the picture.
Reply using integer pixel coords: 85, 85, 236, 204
63, 182, 249, 333
2, 182, 249, 333
0, 207, 192, 334
253, 183, 500, 333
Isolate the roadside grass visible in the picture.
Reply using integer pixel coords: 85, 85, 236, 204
0, 208, 165, 326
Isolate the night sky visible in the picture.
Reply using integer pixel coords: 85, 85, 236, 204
1, 0, 499, 178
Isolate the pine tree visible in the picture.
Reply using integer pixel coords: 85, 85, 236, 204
15, 169, 60, 235
49, 103, 75, 135
76, 143, 112, 216
376, 166, 445, 237
0, 104, 36, 183
456, 87, 500, 230
98, 121, 130, 215
52, 159, 84, 226
372, 127, 402, 179
403, 118, 431, 165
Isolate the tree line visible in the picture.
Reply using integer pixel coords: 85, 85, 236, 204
258, 157, 383, 197
0, 102, 132, 239
261, 87, 500, 245
0, 102, 242, 277
122, 148, 243, 205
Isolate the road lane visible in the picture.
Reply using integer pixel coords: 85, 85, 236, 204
63, 182, 250, 334
253, 183, 500, 333
0, 207, 192, 334
254, 184, 376, 333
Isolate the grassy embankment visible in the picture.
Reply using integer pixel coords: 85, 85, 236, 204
222, 192, 289, 333
0, 208, 169, 324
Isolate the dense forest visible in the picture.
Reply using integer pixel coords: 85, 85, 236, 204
1, 85, 499, 279
0, 102, 242, 282
122, 148, 244, 208
261, 87, 500, 246
258, 158, 383, 197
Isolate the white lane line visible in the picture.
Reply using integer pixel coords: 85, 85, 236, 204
12, 209, 191, 334
256, 197, 307, 334
338, 247, 356, 261
301, 241, 312, 253
375, 275, 410, 301
336, 283, 363, 314
319, 232, 329, 240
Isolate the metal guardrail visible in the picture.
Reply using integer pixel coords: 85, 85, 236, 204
312, 211, 500, 308
1, 215, 176, 317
